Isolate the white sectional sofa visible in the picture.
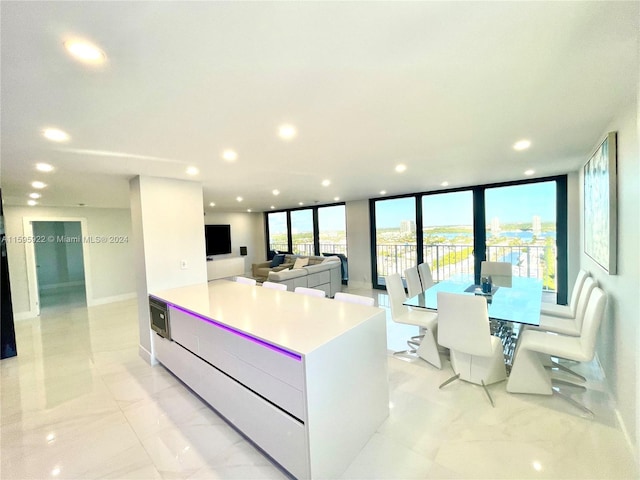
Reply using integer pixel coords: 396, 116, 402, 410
264, 255, 342, 297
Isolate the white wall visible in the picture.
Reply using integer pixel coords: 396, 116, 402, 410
580, 104, 639, 456
345, 200, 372, 289
204, 211, 265, 274
130, 176, 207, 364
4, 206, 135, 316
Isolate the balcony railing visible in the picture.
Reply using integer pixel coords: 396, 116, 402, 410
268, 243, 347, 256
268, 242, 556, 292
376, 243, 556, 292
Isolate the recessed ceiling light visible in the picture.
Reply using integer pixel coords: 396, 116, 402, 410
524, 169, 535, 176
247, 209, 252, 213
441, 181, 449, 187
272, 189, 280, 196
222, 149, 238, 162
186, 166, 199, 175
43, 128, 69, 142
63, 39, 106, 64
334, 196, 340, 201
27, 200, 38, 206
395, 164, 407, 173
321, 179, 331, 187
36, 163, 54, 172
270, 205, 275, 209
236, 196, 243, 202
278, 124, 297, 140
380, 190, 387, 195
209, 202, 216, 207
298, 202, 304, 206
29, 192, 41, 199
514, 139, 531, 151
31, 181, 46, 189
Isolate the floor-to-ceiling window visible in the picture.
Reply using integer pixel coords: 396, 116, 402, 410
267, 211, 289, 252
484, 181, 558, 292
290, 209, 314, 255
265, 202, 347, 257
317, 204, 347, 255
422, 190, 475, 282
370, 176, 567, 303
373, 197, 417, 286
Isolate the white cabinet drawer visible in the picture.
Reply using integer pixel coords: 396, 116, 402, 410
198, 359, 309, 479
235, 334, 304, 390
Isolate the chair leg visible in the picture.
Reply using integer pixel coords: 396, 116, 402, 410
481, 380, 495, 408
549, 360, 587, 382
439, 373, 460, 389
552, 378, 587, 391
552, 387, 594, 417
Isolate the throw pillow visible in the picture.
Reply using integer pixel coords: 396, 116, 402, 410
270, 254, 285, 268
292, 257, 309, 269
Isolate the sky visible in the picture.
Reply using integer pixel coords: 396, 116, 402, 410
376, 181, 557, 228
268, 181, 557, 233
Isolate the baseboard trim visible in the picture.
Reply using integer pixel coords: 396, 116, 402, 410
138, 344, 158, 366
39, 281, 85, 291
88, 292, 137, 306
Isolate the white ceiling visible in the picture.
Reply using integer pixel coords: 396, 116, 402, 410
1, 1, 638, 212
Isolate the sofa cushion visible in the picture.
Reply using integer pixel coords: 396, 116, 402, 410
293, 257, 309, 269
270, 254, 286, 268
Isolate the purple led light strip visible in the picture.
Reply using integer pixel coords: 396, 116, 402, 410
168, 303, 302, 362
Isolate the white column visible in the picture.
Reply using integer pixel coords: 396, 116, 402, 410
130, 176, 207, 364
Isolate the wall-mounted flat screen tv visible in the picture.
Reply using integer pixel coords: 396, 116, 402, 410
205, 224, 232, 256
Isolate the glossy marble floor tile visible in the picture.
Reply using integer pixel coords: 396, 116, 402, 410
1, 289, 638, 479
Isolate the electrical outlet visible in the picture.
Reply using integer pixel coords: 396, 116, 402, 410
180, 260, 188, 270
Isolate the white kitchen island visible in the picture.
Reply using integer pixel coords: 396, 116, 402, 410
149, 281, 389, 479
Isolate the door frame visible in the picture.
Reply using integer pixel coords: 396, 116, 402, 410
23, 216, 93, 316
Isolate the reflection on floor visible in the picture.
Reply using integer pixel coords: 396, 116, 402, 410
39, 284, 87, 312
1, 286, 637, 479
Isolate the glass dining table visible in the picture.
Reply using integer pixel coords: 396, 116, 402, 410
403, 275, 543, 365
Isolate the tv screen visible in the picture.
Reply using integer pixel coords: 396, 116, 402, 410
205, 224, 232, 256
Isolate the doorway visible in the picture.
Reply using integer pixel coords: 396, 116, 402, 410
32, 221, 87, 311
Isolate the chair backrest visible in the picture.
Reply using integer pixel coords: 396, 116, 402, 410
334, 292, 375, 306
567, 269, 589, 316
404, 266, 423, 297
437, 292, 494, 357
481, 261, 512, 287
384, 273, 410, 319
294, 287, 325, 298
578, 287, 607, 361
236, 276, 257, 286
262, 281, 287, 291
417, 263, 434, 291
574, 276, 597, 332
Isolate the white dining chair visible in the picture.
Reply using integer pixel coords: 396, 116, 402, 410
437, 291, 506, 406
507, 286, 607, 416
262, 281, 287, 291
385, 273, 441, 369
481, 261, 512, 287
334, 292, 375, 306
294, 287, 326, 298
540, 269, 589, 319
235, 276, 257, 286
404, 266, 423, 297
418, 262, 434, 291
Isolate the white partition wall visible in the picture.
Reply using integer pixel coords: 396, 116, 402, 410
130, 176, 207, 364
